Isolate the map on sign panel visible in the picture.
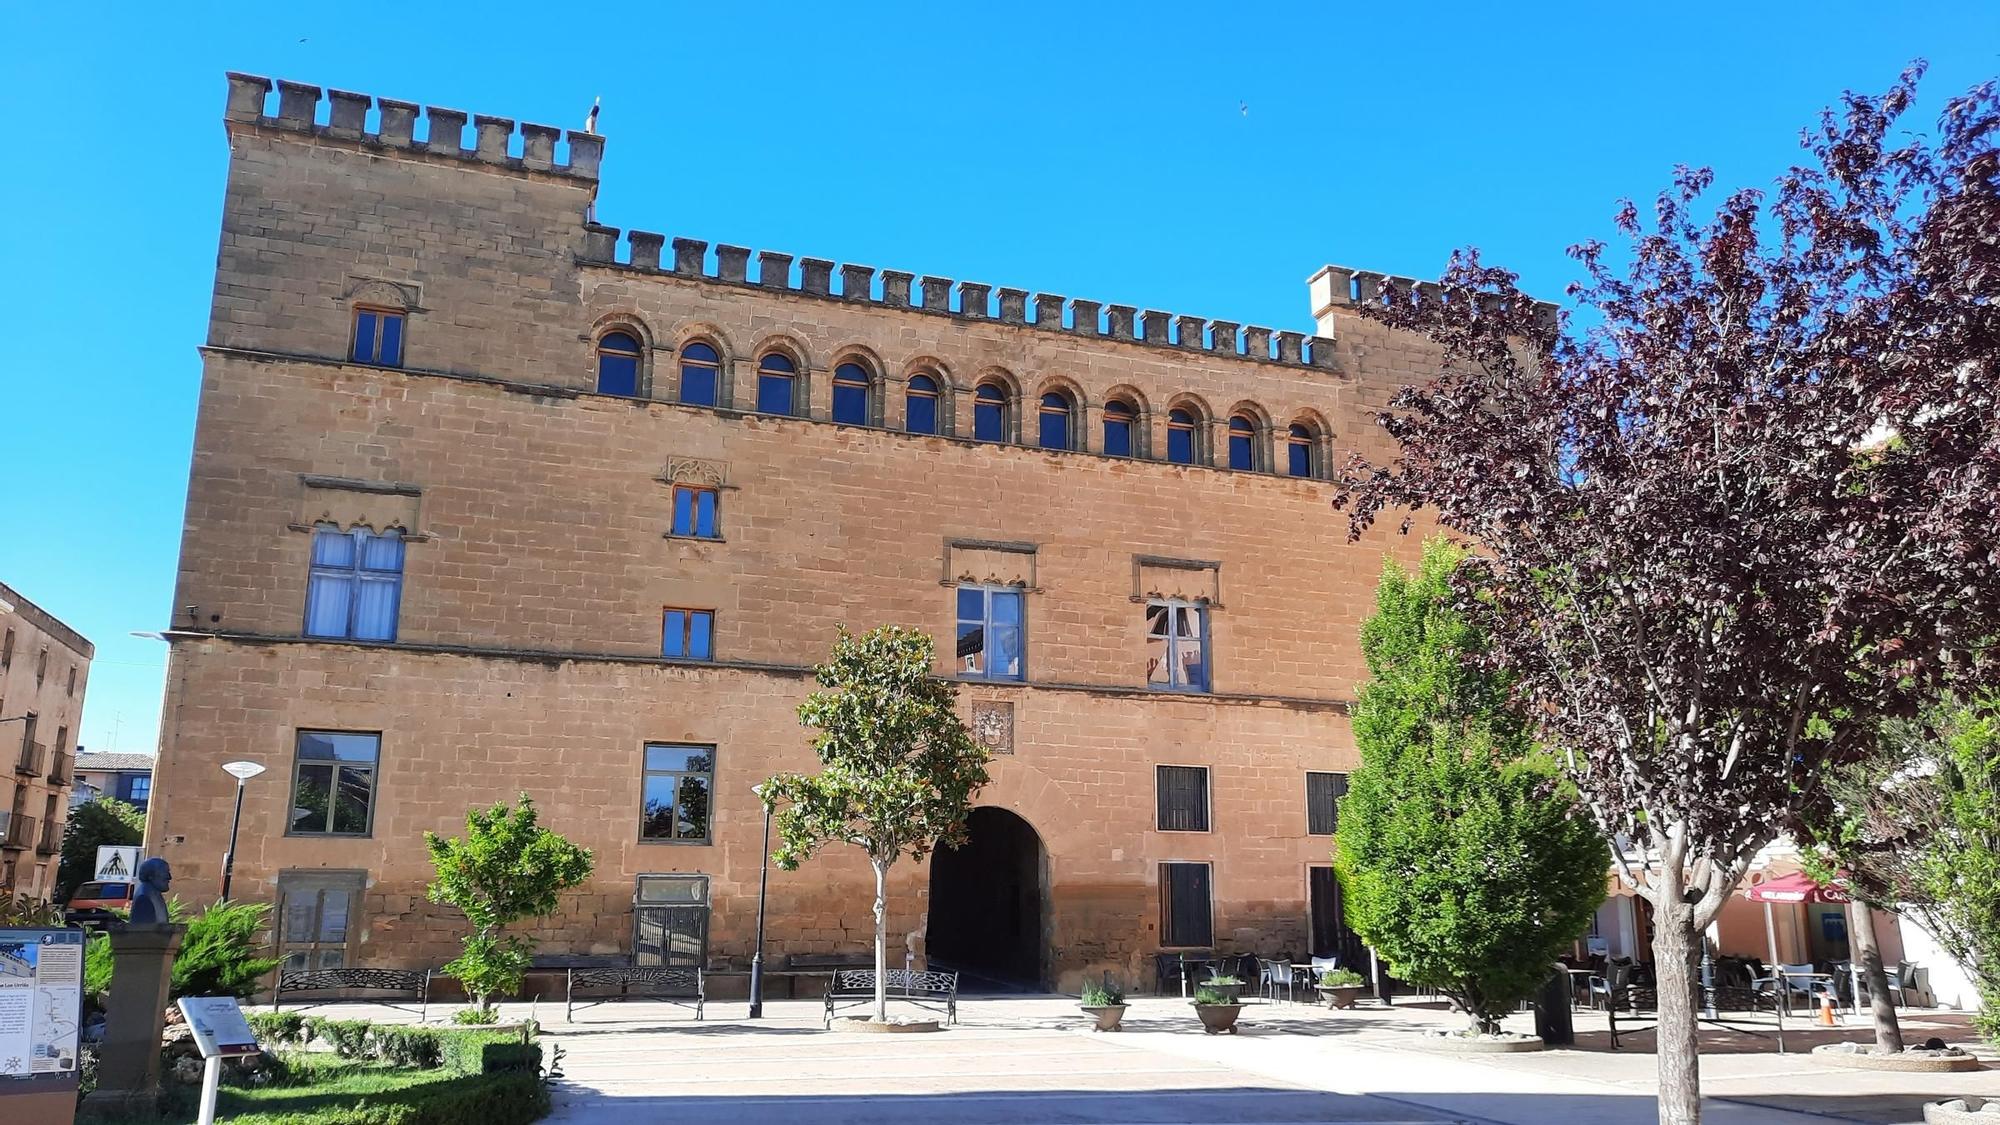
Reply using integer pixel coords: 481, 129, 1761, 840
0, 929, 84, 1078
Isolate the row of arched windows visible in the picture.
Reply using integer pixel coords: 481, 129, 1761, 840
595, 329, 1331, 478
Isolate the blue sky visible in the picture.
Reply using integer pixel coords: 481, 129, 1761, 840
1, 2, 1994, 757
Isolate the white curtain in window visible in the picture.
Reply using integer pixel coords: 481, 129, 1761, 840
304, 572, 353, 637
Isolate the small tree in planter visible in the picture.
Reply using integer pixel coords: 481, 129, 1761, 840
425, 794, 594, 1021
764, 626, 991, 1025
1317, 967, 1368, 1009
1336, 541, 1608, 1036
1079, 980, 1127, 1031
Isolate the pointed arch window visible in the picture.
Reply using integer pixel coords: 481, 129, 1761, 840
1103, 399, 1136, 457
1167, 408, 1198, 465
1038, 390, 1075, 451
832, 362, 871, 425
1287, 423, 1317, 478
679, 342, 719, 407
1228, 415, 1257, 471
756, 353, 798, 416
906, 373, 941, 435
974, 383, 1008, 443
596, 331, 643, 396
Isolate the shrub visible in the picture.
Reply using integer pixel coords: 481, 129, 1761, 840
1202, 973, 1243, 985
1080, 981, 1124, 1006
1318, 968, 1366, 988
451, 1005, 500, 1026
173, 900, 284, 999
1191, 986, 1233, 1006
247, 1011, 307, 1047
304, 1017, 372, 1058
368, 1025, 444, 1069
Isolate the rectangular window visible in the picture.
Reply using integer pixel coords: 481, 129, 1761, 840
1156, 765, 1210, 832
1145, 600, 1209, 691
641, 743, 714, 844
757, 372, 795, 416
670, 486, 720, 539
304, 525, 405, 641
1306, 771, 1348, 836
635, 874, 710, 966
1, 628, 11, 669
277, 870, 365, 972
1159, 862, 1213, 948
954, 585, 1024, 681
66, 666, 76, 697
288, 730, 380, 837
350, 308, 405, 367
662, 609, 714, 660
125, 775, 151, 805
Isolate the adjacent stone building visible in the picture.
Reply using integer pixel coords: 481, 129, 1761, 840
0, 580, 91, 901
148, 72, 1472, 990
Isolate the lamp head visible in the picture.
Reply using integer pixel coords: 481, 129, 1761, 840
222, 760, 267, 782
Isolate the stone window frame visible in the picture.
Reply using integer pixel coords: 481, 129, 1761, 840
952, 583, 1027, 683
668, 483, 721, 540
1100, 384, 1152, 459
1163, 396, 1212, 466
753, 347, 806, 418
1032, 376, 1088, 453
302, 522, 408, 643
276, 867, 369, 973
1226, 401, 1274, 473
339, 278, 419, 370
1285, 409, 1334, 481
900, 357, 955, 437
674, 337, 727, 408
970, 368, 1022, 444
593, 323, 649, 398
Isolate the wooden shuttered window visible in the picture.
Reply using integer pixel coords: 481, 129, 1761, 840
1159, 862, 1213, 948
1306, 771, 1349, 836
1155, 765, 1210, 832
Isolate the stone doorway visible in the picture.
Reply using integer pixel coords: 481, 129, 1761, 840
926, 807, 1047, 990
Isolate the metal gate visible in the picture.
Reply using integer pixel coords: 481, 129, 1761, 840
634, 875, 709, 967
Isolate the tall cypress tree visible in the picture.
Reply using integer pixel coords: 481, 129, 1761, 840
1336, 539, 1608, 1034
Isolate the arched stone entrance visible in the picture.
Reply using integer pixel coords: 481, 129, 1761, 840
926, 807, 1046, 990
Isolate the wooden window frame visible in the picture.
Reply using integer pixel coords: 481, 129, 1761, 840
661, 607, 715, 661
905, 373, 942, 435
831, 361, 873, 426
276, 868, 368, 973
1158, 861, 1214, 950
678, 341, 722, 407
669, 484, 721, 540
596, 330, 646, 397
349, 305, 407, 368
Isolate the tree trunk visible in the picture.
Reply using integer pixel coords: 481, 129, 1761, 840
872, 857, 889, 1024
1651, 892, 1704, 1125
1848, 901, 1902, 1053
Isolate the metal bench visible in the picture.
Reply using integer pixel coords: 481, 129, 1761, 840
1608, 984, 1785, 1050
271, 967, 431, 1019
824, 968, 959, 1027
565, 965, 705, 1021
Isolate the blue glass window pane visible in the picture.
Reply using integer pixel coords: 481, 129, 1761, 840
1229, 434, 1253, 470
645, 744, 709, 772
680, 364, 716, 406
758, 353, 796, 374
359, 531, 403, 572
672, 488, 694, 535
351, 312, 376, 362
378, 314, 403, 367
757, 373, 794, 415
1039, 409, 1069, 450
688, 612, 712, 660
1289, 441, 1312, 478
992, 590, 1021, 625
682, 342, 718, 363
695, 490, 717, 538
906, 393, 937, 434
663, 610, 687, 657
311, 528, 355, 567
833, 383, 869, 425
598, 354, 639, 396
1168, 427, 1194, 464
908, 374, 937, 394
1104, 420, 1132, 457
975, 403, 1003, 442
955, 621, 985, 675
303, 574, 352, 637
298, 731, 379, 764
957, 587, 984, 621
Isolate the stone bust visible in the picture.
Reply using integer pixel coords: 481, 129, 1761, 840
128, 857, 173, 925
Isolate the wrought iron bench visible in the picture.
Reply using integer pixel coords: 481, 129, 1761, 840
824, 968, 959, 1027
564, 966, 705, 1021
1608, 984, 1785, 1050
271, 967, 432, 1019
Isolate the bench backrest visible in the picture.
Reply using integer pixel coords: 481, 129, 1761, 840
276, 968, 426, 995
570, 966, 700, 991
829, 968, 957, 994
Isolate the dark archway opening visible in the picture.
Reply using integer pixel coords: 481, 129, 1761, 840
926, 807, 1045, 990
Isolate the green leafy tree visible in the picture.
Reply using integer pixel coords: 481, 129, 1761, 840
425, 794, 594, 1017
1336, 541, 1608, 1034
1810, 699, 2000, 1048
55, 797, 146, 903
763, 626, 991, 1023
81, 898, 283, 1002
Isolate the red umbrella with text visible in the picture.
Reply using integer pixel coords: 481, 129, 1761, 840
1742, 871, 1853, 1007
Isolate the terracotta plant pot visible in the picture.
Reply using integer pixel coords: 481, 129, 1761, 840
1324, 985, 1365, 1009
1082, 1004, 1127, 1032
1193, 1002, 1244, 1034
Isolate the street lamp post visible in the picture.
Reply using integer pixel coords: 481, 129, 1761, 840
218, 760, 266, 903
749, 785, 774, 1019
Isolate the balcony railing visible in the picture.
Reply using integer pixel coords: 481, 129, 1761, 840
0, 812, 36, 851
46, 750, 70, 785
35, 820, 60, 855
13, 740, 45, 777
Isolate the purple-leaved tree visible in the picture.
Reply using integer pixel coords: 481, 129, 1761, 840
1335, 66, 1999, 1125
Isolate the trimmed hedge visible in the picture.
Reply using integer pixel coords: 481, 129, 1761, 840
227, 1069, 547, 1125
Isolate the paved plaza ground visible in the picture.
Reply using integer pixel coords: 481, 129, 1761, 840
540, 996, 1995, 1124
319, 993, 1996, 1124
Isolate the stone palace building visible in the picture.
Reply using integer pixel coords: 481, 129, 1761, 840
147, 72, 1473, 991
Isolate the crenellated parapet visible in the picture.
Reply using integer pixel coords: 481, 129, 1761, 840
580, 227, 1341, 372
224, 73, 601, 182
1308, 265, 1558, 336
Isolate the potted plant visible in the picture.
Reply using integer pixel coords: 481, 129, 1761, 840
1079, 981, 1127, 1032
1317, 967, 1368, 1009
1191, 985, 1244, 1034
1200, 971, 1246, 1005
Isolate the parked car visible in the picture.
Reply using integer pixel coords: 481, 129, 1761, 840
64, 880, 135, 927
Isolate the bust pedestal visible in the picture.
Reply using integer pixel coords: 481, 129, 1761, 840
80, 923, 185, 1118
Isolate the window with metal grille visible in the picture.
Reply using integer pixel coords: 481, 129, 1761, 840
1306, 771, 1349, 836
635, 874, 710, 966
1156, 765, 1210, 832
1159, 861, 1213, 948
